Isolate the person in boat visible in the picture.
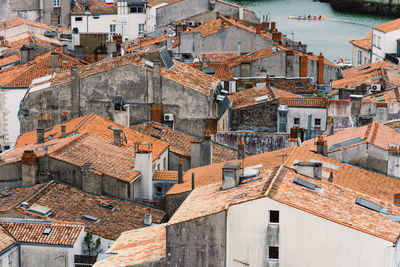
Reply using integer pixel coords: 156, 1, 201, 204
318, 15, 321, 19
308, 15, 311, 18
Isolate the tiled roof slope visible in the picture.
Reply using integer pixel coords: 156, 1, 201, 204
42, 49, 220, 95
362, 87, 400, 104
153, 170, 178, 181
0, 183, 48, 213
3, 181, 166, 240
146, 0, 182, 7
0, 226, 15, 253
0, 219, 83, 246
272, 79, 314, 95
0, 17, 71, 33
267, 166, 400, 242
167, 147, 294, 195
278, 97, 328, 108
93, 224, 167, 266
374, 18, 400, 33
3, 31, 62, 48
0, 53, 20, 67
71, 0, 117, 15
302, 121, 400, 152
0, 51, 86, 87
131, 121, 238, 162
349, 31, 371, 51
227, 86, 276, 109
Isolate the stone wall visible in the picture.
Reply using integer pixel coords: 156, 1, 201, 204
166, 191, 190, 218
330, 0, 400, 16
0, 162, 22, 189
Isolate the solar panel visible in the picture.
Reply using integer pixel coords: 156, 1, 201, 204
293, 177, 317, 190
160, 48, 174, 70
355, 197, 382, 213
328, 137, 364, 152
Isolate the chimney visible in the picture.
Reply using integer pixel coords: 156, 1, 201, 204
113, 128, 122, 146
192, 172, 195, 190
271, 21, 276, 32
261, 21, 269, 31
21, 150, 38, 186
272, 31, 282, 43
256, 24, 261, 34
317, 53, 324, 84
388, 145, 400, 178
239, 7, 244, 20
316, 136, 324, 154
327, 118, 334, 136
266, 75, 271, 87
295, 162, 323, 179
395, 87, 399, 102
166, 36, 173, 56
62, 44, 68, 54
106, 42, 117, 58
209, 0, 215, 10
50, 52, 59, 71
125, 38, 129, 50
300, 55, 308, 77
178, 159, 183, 184
70, 65, 80, 118
222, 162, 242, 190
81, 162, 102, 194
190, 136, 212, 168
74, 45, 83, 58
134, 149, 153, 200
328, 171, 334, 183
143, 214, 152, 225
237, 138, 245, 160
153, 60, 162, 104
220, 22, 225, 31
20, 46, 32, 64
216, 11, 220, 19
286, 50, 294, 77
37, 128, 44, 144
61, 125, 66, 138
395, 193, 400, 206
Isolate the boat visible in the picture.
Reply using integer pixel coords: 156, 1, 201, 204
288, 16, 326, 20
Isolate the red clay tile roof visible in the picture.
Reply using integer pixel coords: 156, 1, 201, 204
93, 224, 167, 266
167, 147, 293, 195
267, 166, 400, 243
0, 226, 15, 253
0, 220, 83, 246
7, 181, 166, 240
131, 121, 238, 163
278, 97, 327, 108
272, 79, 314, 95
374, 18, 400, 33
146, 0, 182, 7
0, 53, 20, 67
4, 31, 62, 48
153, 170, 178, 181
227, 86, 276, 109
302, 121, 400, 152
272, 87, 303, 98
125, 35, 181, 52
200, 52, 238, 64
0, 183, 48, 213
43, 49, 220, 96
362, 87, 400, 104
349, 31, 371, 51
0, 51, 86, 87
0, 17, 71, 33
72, 0, 117, 15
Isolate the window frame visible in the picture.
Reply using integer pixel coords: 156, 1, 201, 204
314, 118, 321, 127
269, 210, 279, 224
75, 17, 83, 22
268, 246, 279, 260
109, 24, 116, 39
138, 23, 145, 36
294, 117, 300, 126
54, 0, 60, 7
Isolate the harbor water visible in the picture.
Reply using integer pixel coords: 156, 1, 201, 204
233, 0, 396, 61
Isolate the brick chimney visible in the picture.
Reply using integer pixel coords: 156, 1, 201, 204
317, 53, 324, 84
261, 22, 270, 31
316, 136, 328, 156
272, 31, 282, 43
21, 150, 38, 186
270, 21, 276, 32
300, 55, 308, 77
328, 171, 334, 183
256, 24, 261, 34
327, 118, 334, 136
70, 65, 80, 118
190, 136, 212, 168
237, 138, 245, 160
395, 87, 399, 102
178, 159, 183, 184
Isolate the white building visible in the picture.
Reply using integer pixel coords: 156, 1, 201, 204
349, 31, 371, 67
71, 0, 147, 41
371, 18, 400, 63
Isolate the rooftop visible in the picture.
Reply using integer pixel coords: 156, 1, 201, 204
1, 181, 166, 240
0, 17, 71, 33
131, 121, 238, 162
278, 97, 328, 108
374, 18, 400, 33
93, 224, 167, 266
0, 219, 83, 246
362, 87, 400, 104
153, 170, 178, 181
72, 0, 117, 15
0, 225, 15, 253
349, 31, 371, 51
227, 86, 276, 109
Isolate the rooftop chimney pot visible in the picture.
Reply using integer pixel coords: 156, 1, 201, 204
143, 214, 152, 225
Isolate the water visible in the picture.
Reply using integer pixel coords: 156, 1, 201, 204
233, 0, 396, 61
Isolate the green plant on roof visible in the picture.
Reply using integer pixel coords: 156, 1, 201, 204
316, 89, 325, 97
245, 82, 253, 89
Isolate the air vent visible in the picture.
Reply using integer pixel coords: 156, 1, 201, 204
98, 201, 115, 211
293, 177, 316, 190
82, 215, 100, 223
28, 204, 51, 216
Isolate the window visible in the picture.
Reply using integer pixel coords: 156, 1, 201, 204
8, 254, 13, 265
294, 118, 300, 126
163, 157, 166, 170
93, 16, 100, 19
54, 0, 60, 7
156, 186, 162, 193
378, 36, 382, 49
357, 50, 362, 65
129, 6, 144, 13
157, 163, 160, 170
138, 24, 144, 36
314, 118, 321, 126
268, 246, 279, 260
109, 24, 116, 39
269, 210, 279, 223
75, 17, 83, 22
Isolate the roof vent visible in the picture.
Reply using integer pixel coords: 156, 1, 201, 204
293, 177, 323, 192
98, 201, 115, 211
82, 215, 100, 223
0, 189, 12, 198
242, 164, 262, 179
355, 197, 387, 214
28, 204, 51, 216
254, 95, 269, 103
222, 162, 242, 190
21, 202, 29, 208
144, 214, 152, 226
43, 227, 52, 235
295, 162, 322, 179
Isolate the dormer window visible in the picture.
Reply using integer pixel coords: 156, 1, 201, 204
222, 162, 241, 190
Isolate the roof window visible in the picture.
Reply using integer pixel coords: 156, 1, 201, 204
293, 177, 323, 192
43, 227, 52, 235
355, 197, 387, 214
98, 201, 115, 211
82, 215, 100, 223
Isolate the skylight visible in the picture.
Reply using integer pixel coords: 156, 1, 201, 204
293, 177, 323, 192
355, 197, 387, 214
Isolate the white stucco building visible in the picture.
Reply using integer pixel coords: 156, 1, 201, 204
371, 18, 400, 63
71, 0, 147, 41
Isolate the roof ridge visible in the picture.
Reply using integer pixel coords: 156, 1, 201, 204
24, 181, 56, 206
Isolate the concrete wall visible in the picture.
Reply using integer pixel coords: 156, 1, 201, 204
330, 0, 400, 17
0, 162, 22, 189
352, 45, 371, 67
0, 245, 19, 267
227, 196, 396, 267
328, 100, 354, 129
231, 100, 278, 132
166, 191, 190, 218
216, 132, 289, 155
166, 211, 226, 266
21, 244, 74, 267
21, 63, 213, 137
284, 107, 327, 139
168, 151, 190, 171
214, 2, 258, 22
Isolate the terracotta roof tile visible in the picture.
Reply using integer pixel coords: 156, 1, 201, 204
0, 17, 71, 33
302, 121, 400, 152
362, 87, 400, 104
374, 18, 400, 33
146, 0, 182, 7
272, 87, 303, 98
200, 52, 238, 63
0, 219, 83, 246
0, 226, 15, 253
349, 38, 371, 51
0, 53, 20, 67
272, 79, 314, 94
72, 0, 117, 15
93, 224, 166, 266
227, 86, 276, 109
0, 183, 48, 213
131, 121, 238, 162
278, 97, 328, 108
153, 170, 178, 181
7, 181, 165, 240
